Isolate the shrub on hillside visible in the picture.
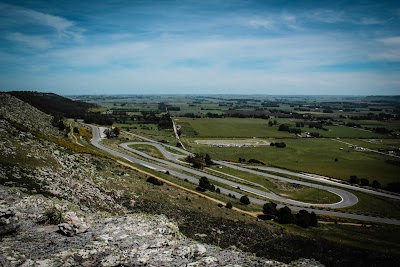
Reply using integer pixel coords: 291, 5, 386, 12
147, 176, 164, 186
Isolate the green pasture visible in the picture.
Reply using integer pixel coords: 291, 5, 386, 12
273, 118, 387, 138
307, 126, 385, 138
189, 138, 400, 185
340, 138, 400, 150
115, 123, 177, 144
210, 166, 341, 204
128, 144, 165, 159
341, 119, 400, 131
342, 191, 400, 220
176, 117, 293, 138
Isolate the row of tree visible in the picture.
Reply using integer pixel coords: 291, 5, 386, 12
186, 153, 213, 169
349, 176, 400, 193
262, 202, 318, 228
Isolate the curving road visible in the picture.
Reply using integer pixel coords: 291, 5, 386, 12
120, 141, 357, 209
88, 125, 400, 225
124, 131, 400, 201
246, 165, 400, 200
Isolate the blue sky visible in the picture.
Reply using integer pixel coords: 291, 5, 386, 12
0, 0, 399, 95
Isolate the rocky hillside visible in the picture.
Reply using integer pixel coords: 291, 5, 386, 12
0, 93, 59, 136
0, 93, 322, 266
0, 187, 320, 266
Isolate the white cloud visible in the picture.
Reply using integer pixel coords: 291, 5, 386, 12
309, 9, 384, 25
17, 8, 74, 33
359, 17, 384, 25
5, 32, 51, 49
37, 34, 374, 73
245, 18, 274, 29
380, 36, 400, 46
3, 66, 398, 95
0, 3, 82, 41
373, 36, 400, 61
281, 13, 301, 30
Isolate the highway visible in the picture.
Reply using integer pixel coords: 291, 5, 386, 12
124, 131, 400, 201
246, 165, 400, 200
120, 141, 357, 209
88, 125, 400, 225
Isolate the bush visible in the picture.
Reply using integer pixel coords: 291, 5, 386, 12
198, 176, 215, 191
263, 202, 277, 215
349, 175, 359, 184
147, 176, 164, 186
225, 202, 233, 209
310, 211, 318, 227
195, 186, 206, 192
240, 195, 250, 205
43, 207, 65, 225
386, 182, 400, 193
296, 210, 311, 228
278, 124, 290, 131
274, 142, 286, 148
372, 180, 381, 189
276, 206, 295, 224
360, 178, 369, 186
215, 188, 221, 193
248, 159, 265, 165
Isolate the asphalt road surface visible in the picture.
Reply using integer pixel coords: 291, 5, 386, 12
88, 125, 400, 225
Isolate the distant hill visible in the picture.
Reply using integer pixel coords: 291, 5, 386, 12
9, 91, 96, 119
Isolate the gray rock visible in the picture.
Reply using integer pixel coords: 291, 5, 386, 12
58, 212, 90, 236
0, 208, 20, 235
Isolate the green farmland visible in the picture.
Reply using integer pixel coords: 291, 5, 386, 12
189, 138, 400, 186
176, 117, 293, 138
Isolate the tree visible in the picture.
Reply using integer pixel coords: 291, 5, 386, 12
268, 120, 273, 127
274, 142, 286, 148
263, 202, 277, 215
73, 127, 79, 134
215, 188, 221, 193
295, 210, 311, 228
204, 153, 213, 166
372, 180, 381, 189
186, 153, 206, 169
278, 124, 290, 132
276, 206, 295, 224
55, 120, 65, 131
112, 127, 120, 137
386, 182, 400, 193
198, 177, 215, 192
240, 195, 250, 205
310, 212, 318, 227
348, 175, 359, 184
226, 202, 233, 209
360, 178, 369, 186
273, 120, 277, 125
104, 128, 112, 139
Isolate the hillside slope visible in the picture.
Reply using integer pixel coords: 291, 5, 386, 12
8, 91, 96, 119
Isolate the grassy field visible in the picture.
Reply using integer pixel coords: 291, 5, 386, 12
115, 123, 177, 144
306, 125, 385, 138
209, 166, 342, 204
189, 138, 400, 185
128, 144, 165, 159
176, 117, 293, 138
273, 118, 387, 138
342, 191, 400, 220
